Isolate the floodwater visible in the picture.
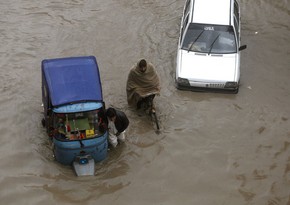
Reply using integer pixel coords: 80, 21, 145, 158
0, 0, 289, 204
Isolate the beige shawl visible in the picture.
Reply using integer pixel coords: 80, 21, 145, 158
126, 60, 160, 107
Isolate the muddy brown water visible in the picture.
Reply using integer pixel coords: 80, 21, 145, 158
0, 0, 289, 204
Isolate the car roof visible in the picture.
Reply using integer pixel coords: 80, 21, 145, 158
192, 0, 232, 25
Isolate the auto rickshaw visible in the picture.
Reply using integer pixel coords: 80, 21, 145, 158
41, 56, 108, 176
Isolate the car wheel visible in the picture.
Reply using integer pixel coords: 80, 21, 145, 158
233, 87, 239, 94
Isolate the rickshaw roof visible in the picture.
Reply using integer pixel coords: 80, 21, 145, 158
42, 56, 103, 107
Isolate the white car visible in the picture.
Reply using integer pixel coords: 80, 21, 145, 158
176, 0, 247, 93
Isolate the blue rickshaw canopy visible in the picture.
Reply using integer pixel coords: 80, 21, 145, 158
42, 56, 103, 107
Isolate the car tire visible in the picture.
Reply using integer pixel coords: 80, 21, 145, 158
233, 87, 239, 94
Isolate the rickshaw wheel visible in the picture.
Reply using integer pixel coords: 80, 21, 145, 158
41, 118, 46, 127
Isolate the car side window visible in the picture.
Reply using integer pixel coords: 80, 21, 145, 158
180, 15, 189, 44
183, 0, 191, 17
233, 0, 240, 43
234, 17, 239, 45
234, 0, 240, 26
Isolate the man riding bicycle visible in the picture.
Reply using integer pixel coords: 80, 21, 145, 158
126, 59, 160, 113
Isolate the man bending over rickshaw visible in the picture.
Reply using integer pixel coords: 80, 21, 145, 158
126, 59, 160, 113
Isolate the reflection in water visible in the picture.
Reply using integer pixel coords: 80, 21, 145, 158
0, 0, 289, 204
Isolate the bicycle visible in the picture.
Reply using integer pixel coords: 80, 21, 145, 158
138, 92, 160, 130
